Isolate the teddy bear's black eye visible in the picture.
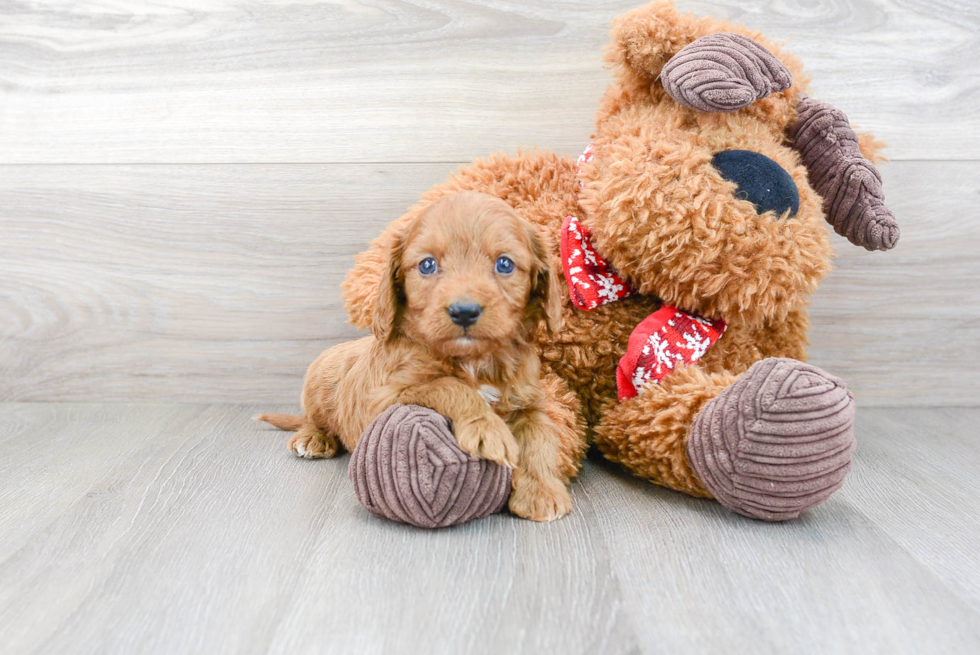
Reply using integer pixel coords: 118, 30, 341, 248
418, 257, 438, 276
495, 256, 515, 275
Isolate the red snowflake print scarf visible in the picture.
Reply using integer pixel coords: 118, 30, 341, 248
562, 144, 726, 400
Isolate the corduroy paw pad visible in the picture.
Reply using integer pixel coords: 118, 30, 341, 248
686, 358, 856, 521
349, 404, 512, 529
616, 306, 727, 400
560, 215, 636, 311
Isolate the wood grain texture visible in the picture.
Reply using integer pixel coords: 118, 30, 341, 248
0, 404, 638, 655
580, 432, 980, 654
0, 403, 189, 562
1, 404, 979, 654
843, 408, 980, 613
3, 1, 977, 651
807, 160, 980, 404
0, 163, 455, 402
1, 160, 977, 404
0, 0, 976, 163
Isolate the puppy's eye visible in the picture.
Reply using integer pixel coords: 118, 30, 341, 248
418, 257, 438, 276
494, 256, 515, 275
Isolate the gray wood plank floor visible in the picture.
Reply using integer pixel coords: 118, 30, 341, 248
1, 404, 978, 655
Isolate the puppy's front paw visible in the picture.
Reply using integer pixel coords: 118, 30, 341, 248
454, 415, 519, 468
288, 426, 338, 459
508, 474, 573, 522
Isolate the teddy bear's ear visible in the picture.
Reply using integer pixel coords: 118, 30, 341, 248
605, 1, 711, 85
606, 2, 802, 113
660, 33, 792, 113
788, 95, 900, 251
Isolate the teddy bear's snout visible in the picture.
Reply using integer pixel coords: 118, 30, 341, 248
711, 149, 800, 218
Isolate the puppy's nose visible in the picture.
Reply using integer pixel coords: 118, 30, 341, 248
447, 301, 483, 328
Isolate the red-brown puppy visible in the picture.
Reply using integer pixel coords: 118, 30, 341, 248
259, 191, 573, 521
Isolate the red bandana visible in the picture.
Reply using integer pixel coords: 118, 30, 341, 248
560, 215, 636, 311
615, 307, 727, 400
563, 141, 726, 399
576, 142, 595, 179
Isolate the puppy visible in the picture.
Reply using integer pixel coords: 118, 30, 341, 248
258, 191, 572, 521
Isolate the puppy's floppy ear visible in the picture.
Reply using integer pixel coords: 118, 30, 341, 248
342, 208, 420, 330
526, 223, 564, 334
371, 225, 408, 342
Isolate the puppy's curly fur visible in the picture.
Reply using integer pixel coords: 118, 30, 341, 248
259, 191, 586, 522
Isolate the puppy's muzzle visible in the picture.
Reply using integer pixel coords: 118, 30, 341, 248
447, 301, 483, 328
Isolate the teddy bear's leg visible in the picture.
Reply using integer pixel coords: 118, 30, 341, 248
593, 364, 733, 498
594, 358, 856, 521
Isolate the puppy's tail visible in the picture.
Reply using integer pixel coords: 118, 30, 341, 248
254, 413, 305, 432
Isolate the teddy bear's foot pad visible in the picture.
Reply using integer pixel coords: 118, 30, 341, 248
687, 358, 855, 521
349, 404, 512, 529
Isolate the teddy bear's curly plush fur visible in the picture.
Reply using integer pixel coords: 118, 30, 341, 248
340, 1, 897, 521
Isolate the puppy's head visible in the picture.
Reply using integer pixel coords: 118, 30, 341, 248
372, 191, 561, 359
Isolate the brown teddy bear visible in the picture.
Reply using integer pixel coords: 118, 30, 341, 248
341, 0, 899, 522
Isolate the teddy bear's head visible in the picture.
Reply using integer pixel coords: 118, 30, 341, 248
576, 1, 896, 324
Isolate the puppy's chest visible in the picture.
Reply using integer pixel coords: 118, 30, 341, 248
473, 381, 525, 418
456, 365, 524, 416
476, 384, 504, 406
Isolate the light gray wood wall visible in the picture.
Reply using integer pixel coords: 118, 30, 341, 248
2, 0, 978, 405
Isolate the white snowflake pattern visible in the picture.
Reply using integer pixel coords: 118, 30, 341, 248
576, 143, 595, 171
630, 311, 725, 397
595, 275, 627, 304
633, 331, 685, 391
564, 215, 634, 310
576, 143, 595, 188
